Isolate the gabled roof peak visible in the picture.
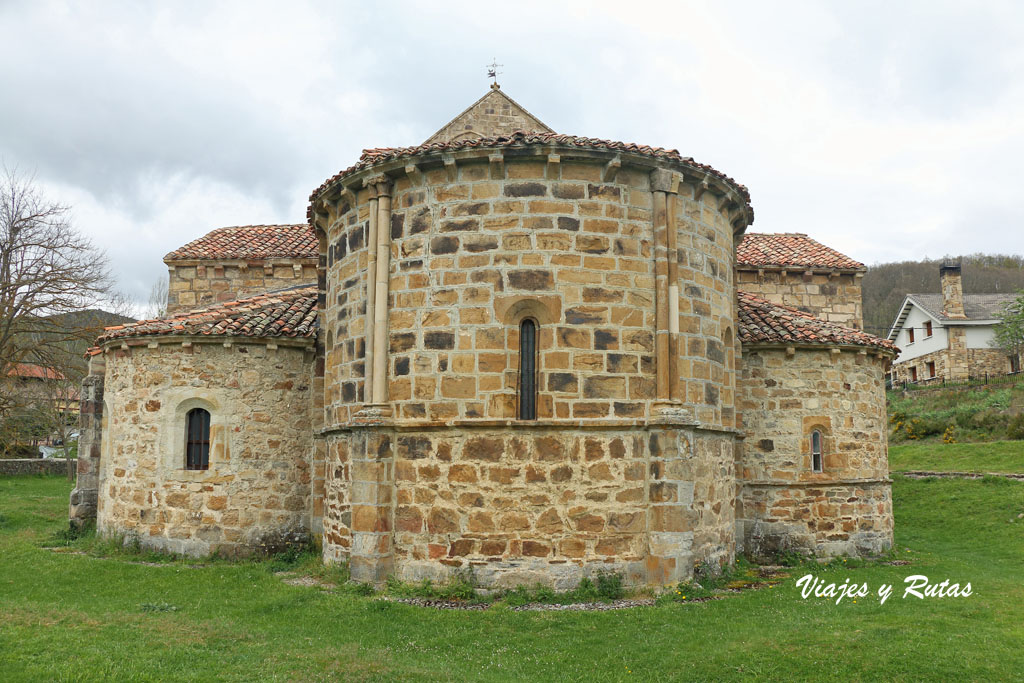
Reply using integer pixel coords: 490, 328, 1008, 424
423, 87, 553, 144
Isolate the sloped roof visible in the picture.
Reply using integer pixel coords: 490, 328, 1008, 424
738, 291, 896, 351
6, 363, 65, 380
97, 286, 318, 345
309, 130, 753, 221
905, 293, 1016, 322
736, 233, 864, 271
165, 225, 317, 262
424, 86, 554, 144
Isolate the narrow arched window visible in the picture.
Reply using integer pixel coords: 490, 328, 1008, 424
811, 430, 823, 472
185, 408, 211, 470
519, 319, 537, 420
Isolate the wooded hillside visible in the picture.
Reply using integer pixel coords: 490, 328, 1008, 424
862, 254, 1024, 337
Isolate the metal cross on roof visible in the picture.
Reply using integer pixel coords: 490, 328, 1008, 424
486, 58, 503, 85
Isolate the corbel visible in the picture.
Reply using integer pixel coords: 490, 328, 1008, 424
263, 263, 274, 276
718, 190, 738, 212
147, 342, 159, 349
669, 171, 683, 195
693, 174, 711, 202
339, 184, 357, 210
489, 151, 504, 179
546, 153, 561, 178
786, 346, 795, 357
831, 348, 842, 357
404, 163, 423, 187
443, 154, 457, 182
180, 341, 192, 348
780, 269, 788, 279
602, 154, 621, 183
223, 340, 233, 349
293, 264, 303, 278
858, 349, 868, 357
267, 342, 278, 351
757, 268, 765, 279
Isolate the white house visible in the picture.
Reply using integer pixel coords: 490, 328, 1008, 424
887, 264, 1019, 383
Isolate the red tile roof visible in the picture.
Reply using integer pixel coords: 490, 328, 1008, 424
737, 233, 864, 271
6, 363, 66, 380
165, 225, 317, 262
97, 286, 318, 345
308, 130, 753, 221
738, 291, 895, 351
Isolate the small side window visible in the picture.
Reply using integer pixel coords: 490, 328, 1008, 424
519, 318, 537, 420
907, 328, 915, 344
924, 321, 933, 337
811, 430, 823, 472
185, 408, 211, 470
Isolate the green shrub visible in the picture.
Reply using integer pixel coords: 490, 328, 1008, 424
1006, 414, 1024, 440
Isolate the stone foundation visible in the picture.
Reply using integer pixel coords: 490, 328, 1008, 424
736, 481, 892, 558
323, 421, 736, 588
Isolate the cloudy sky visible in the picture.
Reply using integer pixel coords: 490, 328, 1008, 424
2, 0, 1022, 306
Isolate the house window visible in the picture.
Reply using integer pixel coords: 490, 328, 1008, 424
518, 319, 537, 420
811, 430, 823, 472
910, 366, 918, 383
185, 408, 211, 470
907, 327, 915, 344
924, 321, 933, 337
927, 361, 936, 378
1011, 355, 1021, 374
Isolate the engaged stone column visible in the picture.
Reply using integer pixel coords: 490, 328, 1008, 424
69, 357, 105, 528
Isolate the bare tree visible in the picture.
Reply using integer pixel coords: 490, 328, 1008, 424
0, 167, 114, 456
145, 274, 168, 319
0, 167, 112, 371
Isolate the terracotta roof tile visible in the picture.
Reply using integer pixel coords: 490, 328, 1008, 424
737, 233, 864, 270
308, 130, 753, 221
6, 363, 66, 380
97, 286, 318, 345
165, 225, 316, 261
738, 291, 895, 351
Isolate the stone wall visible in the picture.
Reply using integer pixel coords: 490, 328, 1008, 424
892, 344, 1017, 384
736, 345, 893, 558
323, 424, 735, 588
70, 365, 104, 527
736, 269, 863, 329
96, 340, 315, 556
0, 458, 70, 476
165, 259, 317, 315
315, 145, 748, 587
321, 152, 739, 429
425, 87, 552, 144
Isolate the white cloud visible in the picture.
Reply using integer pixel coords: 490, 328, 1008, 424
1, 0, 1022, 305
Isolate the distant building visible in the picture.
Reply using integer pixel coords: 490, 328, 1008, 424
887, 264, 1019, 383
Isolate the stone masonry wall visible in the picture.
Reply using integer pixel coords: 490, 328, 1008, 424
736, 346, 893, 558
736, 269, 863, 330
317, 145, 746, 587
97, 341, 314, 556
0, 458, 70, 476
321, 153, 738, 429
425, 87, 552, 144
166, 259, 318, 315
892, 345, 1016, 385
322, 425, 735, 588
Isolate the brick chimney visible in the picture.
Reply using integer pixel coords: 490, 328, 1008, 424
940, 263, 966, 319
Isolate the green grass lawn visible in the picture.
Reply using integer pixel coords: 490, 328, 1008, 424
889, 440, 1024, 474
2, 474, 1023, 681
